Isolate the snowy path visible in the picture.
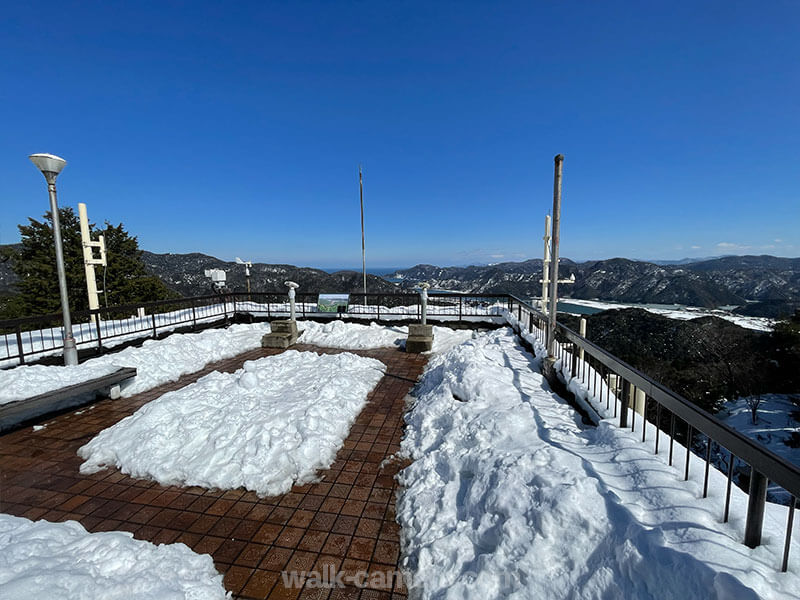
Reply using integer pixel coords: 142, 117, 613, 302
398, 329, 800, 599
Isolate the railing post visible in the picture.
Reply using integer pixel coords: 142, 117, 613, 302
620, 378, 630, 428
223, 297, 229, 324
151, 313, 157, 339
570, 345, 578, 379
94, 312, 103, 354
744, 469, 768, 548
191, 299, 197, 331
579, 317, 586, 361
15, 324, 25, 365
459, 296, 463, 321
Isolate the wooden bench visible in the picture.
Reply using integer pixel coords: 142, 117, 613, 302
0, 367, 137, 433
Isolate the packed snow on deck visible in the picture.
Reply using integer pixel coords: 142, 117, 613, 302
79, 350, 385, 496
398, 328, 800, 600
1, 320, 474, 405
0, 323, 271, 405
561, 298, 774, 331
0, 513, 228, 599
298, 320, 475, 352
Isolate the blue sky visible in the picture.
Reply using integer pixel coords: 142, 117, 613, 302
1, 1, 797, 268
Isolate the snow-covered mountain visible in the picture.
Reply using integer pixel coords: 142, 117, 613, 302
388, 255, 800, 313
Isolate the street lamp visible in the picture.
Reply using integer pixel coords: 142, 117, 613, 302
29, 153, 79, 366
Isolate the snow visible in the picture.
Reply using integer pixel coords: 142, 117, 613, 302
79, 350, 386, 496
298, 320, 476, 353
0, 363, 122, 405
561, 298, 775, 331
398, 328, 800, 600
718, 395, 800, 465
0, 513, 228, 599
0, 323, 271, 405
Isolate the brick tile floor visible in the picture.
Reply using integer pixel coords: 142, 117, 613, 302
0, 343, 427, 599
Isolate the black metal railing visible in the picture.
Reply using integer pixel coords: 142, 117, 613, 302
505, 294, 799, 572
0, 291, 509, 366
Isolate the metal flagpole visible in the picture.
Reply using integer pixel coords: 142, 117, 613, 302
546, 154, 564, 374
359, 165, 367, 306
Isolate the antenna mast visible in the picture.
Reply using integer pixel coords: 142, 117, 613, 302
359, 164, 367, 305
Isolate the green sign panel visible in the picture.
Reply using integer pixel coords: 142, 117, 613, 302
318, 294, 350, 313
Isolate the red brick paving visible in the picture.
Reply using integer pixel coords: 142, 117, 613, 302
0, 342, 428, 599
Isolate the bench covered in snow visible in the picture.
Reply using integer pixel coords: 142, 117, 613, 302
0, 367, 137, 433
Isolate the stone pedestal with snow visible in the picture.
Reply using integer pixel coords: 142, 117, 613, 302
261, 319, 299, 349
406, 283, 434, 353
406, 323, 433, 353
261, 281, 301, 349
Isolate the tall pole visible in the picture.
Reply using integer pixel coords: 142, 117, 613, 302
546, 154, 564, 362
359, 164, 367, 306
48, 177, 79, 365
541, 214, 551, 313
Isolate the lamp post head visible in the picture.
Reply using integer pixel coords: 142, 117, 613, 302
29, 153, 67, 183
285, 281, 300, 290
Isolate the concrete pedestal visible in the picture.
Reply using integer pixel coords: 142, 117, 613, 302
261, 319, 300, 349
406, 323, 433, 353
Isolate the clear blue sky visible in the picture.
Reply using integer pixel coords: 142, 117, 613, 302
1, 1, 797, 268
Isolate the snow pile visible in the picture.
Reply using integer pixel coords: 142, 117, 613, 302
0, 514, 228, 599
79, 351, 385, 496
298, 320, 475, 353
0, 323, 271, 404
398, 328, 799, 599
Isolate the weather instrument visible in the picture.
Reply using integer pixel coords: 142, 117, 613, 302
204, 268, 228, 294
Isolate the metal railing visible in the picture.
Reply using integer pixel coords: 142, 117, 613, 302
0, 291, 509, 367
505, 294, 799, 571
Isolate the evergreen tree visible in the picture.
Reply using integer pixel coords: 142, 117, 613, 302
10, 207, 178, 317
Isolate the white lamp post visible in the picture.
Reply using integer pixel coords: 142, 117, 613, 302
29, 153, 79, 366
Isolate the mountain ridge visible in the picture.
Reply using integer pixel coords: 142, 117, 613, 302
2, 244, 798, 317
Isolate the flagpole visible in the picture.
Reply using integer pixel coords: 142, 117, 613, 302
359, 165, 367, 306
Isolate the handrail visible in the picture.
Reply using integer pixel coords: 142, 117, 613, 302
509, 292, 800, 499
506, 293, 799, 563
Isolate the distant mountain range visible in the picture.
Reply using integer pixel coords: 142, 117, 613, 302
1, 245, 798, 317
139, 252, 400, 296
387, 255, 800, 316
